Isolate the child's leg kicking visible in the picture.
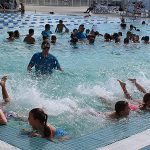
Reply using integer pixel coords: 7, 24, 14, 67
117, 79, 132, 99
0, 76, 10, 103
128, 78, 147, 94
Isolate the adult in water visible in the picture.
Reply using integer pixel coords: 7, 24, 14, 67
76, 24, 87, 40
27, 41, 63, 75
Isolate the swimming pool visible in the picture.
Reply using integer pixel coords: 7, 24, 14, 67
0, 11, 150, 147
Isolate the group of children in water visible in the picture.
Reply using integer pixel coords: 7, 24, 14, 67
119, 16, 149, 44
2, 15, 150, 142
7, 22, 150, 49
6, 15, 150, 47
0, 75, 150, 141
6, 20, 69, 44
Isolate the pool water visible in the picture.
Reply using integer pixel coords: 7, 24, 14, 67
0, 12, 150, 138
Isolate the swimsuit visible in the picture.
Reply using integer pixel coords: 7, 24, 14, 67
128, 103, 139, 111
54, 128, 68, 138
41, 30, 52, 39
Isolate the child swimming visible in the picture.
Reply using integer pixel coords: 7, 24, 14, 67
55, 20, 69, 33
7, 31, 15, 41
107, 100, 130, 119
27, 108, 69, 141
51, 35, 57, 44
41, 24, 52, 39
118, 79, 150, 111
14, 30, 20, 39
68, 100, 130, 120
24, 29, 35, 44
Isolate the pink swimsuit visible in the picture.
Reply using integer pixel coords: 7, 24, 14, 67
128, 103, 139, 111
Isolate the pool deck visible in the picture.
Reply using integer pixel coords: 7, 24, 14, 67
25, 5, 121, 17
0, 5, 121, 18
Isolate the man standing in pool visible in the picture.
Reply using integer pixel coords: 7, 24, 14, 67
27, 41, 63, 75
76, 24, 87, 40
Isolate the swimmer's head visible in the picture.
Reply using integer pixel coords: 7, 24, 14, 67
142, 21, 146, 25
144, 36, 149, 43
120, 23, 126, 29
59, 20, 63, 24
14, 30, 19, 38
41, 41, 50, 50
118, 32, 122, 36
130, 25, 134, 30
51, 35, 57, 44
70, 37, 78, 44
115, 101, 130, 117
126, 31, 132, 39
43, 36, 48, 41
95, 31, 99, 36
7, 31, 14, 37
45, 24, 50, 30
89, 38, 95, 44
86, 29, 90, 34
73, 29, 78, 33
29, 108, 50, 138
143, 93, 150, 108
29, 29, 34, 35
133, 35, 139, 42
141, 36, 145, 41
124, 38, 129, 44
115, 37, 120, 43
104, 33, 111, 42
113, 33, 119, 39
78, 24, 85, 32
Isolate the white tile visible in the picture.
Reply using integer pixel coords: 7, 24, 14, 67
98, 129, 150, 150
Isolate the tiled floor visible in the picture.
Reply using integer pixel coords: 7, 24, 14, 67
99, 129, 150, 150
0, 115, 150, 150
2, 129, 150, 150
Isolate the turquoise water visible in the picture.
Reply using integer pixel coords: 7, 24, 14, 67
0, 12, 150, 138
